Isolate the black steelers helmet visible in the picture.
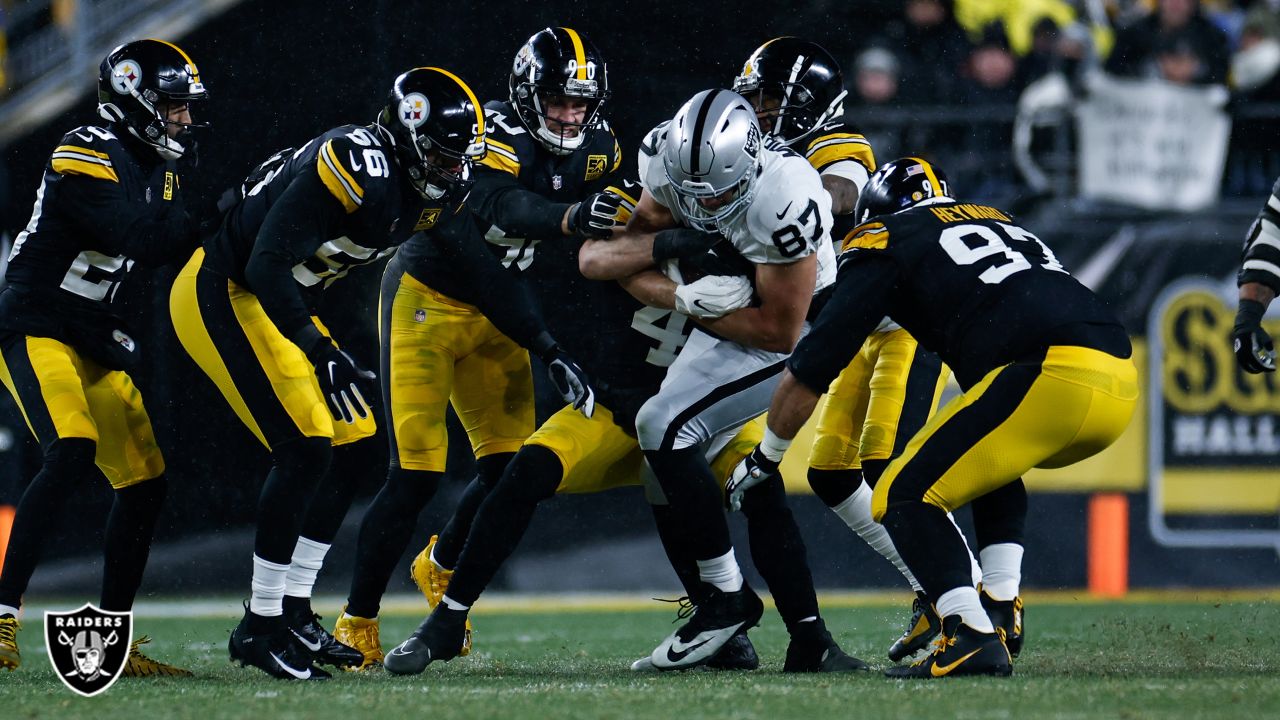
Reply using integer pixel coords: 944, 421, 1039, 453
509, 27, 611, 155
97, 38, 208, 160
854, 157, 953, 223
377, 67, 486, 201
732, 37, 846, 147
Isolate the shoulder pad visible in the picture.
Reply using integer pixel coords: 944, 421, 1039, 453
585, 122, 622, 176
839, 221, 890, 254
479, 102, 534, 177
640, 121, 670, 159
743, 153, 833, 262
51, 126, 121, 182
804, 124, 876, 174
315, 130, 393, 214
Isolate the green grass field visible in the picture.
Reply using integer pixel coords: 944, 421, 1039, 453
2, 593, 1278, 720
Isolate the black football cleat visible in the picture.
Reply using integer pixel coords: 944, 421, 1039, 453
783, 618, 870, 673
649, 583, 764, 671
383, 606, 469, 676
980, 591, 1025, 658
229, 605, 331, 681
888, 591, 942, 662
884, 615, 1012, 679
705, 631, 760, 671
287, 608, 365, 668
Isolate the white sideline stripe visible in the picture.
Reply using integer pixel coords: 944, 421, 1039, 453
13, 588, 1280, 620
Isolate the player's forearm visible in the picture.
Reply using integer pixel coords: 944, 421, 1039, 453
1239, 281, 1276, 307
617, 269, 677, 309
473, 182, 571, 238
244, 248, 328, 356
822, 175, 859, 216
766, 370, 823, 441
697, 304, 806, 353
579, 233, 659, 280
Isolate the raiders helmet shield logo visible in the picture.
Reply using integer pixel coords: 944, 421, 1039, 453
45, 604, 132, 697
585, 154, 607, 181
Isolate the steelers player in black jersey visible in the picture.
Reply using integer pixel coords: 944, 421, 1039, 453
170, 68, 538, 681
0, 39, 206, 677
330, 27, 620, 666
735, 37, 980, 662
728, 158, 1137, 678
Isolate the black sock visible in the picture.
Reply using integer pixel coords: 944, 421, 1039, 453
100, 476, 167, 612
807, 468, 863, 507
298, 440, 371, 545
282, 594, 311, 618
740, 474, 821, 629
972, 478, 1027, 549
433, 452, 514, 568
0, 438, 96, 608
862, 459, 890, 488
255, 436, 332, 565
643, 447, 732, 562
649, 503, 706, 603
344, 467, 442, 619
445, 446, 561, 607
880, 500, 977, 601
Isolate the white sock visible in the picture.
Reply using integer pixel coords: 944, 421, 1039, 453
250, 554, 290, 617
979, 543, 1024, 601
284, 537, 330, 600
935, 586, 994, 633
832, 482, 923, 592
0, 603, 19, 617
697, 549, 744, 592
340, 610, 372, 621
441, 594, 470, 611
949, 513, 984, 587
430, 541, 450, 571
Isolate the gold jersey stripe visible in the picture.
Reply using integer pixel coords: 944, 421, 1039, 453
52, 157, 119, 182
561, 27, 588, 79
478, 148, 520, 176
611, 139, 622, 172
841, 222, 888, 252
808, 142, 876, 175
317, 140, 363, 213
54, 145, 111, 161
487, 137, 518, 155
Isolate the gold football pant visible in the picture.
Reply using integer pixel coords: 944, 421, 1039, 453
170, 248, 375, 449
809, 328, 947, 471
0, 334, 164, 488
873, 346, 1138, 520
528, 403, 763, 495
379, 259, 534, 472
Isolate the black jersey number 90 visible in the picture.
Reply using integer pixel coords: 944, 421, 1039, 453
770, 198, 822, 258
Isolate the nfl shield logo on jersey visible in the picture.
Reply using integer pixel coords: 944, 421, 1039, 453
45, 604, 132, 697
552, 175, 563, 190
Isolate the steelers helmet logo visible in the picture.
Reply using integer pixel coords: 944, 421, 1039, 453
513, 43, 535, 76
398, 93, 430, 129
110, 59, 142, 95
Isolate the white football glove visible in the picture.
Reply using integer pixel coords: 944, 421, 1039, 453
673, 275, 754, 319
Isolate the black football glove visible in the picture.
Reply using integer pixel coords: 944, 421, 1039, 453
568, 191, 624, 239
1233, 299, 1276, 373
652, 227, 723, 262
310, 344, 377, 423
724, 445, 781, 512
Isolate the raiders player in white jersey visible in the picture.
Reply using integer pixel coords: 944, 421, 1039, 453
579, 89, 856, 671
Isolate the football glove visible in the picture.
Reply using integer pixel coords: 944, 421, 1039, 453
312, 345, 377, 424
674, 274, 754, 319
568, 191, 623, 239
725, 446, 781, 512
544, 348, 596, 418
1233, 299, 1276, 373
652, 227, 723, 261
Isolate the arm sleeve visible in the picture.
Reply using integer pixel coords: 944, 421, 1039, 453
58, 172, 199, 267
1239, 177, 1280, 294
786, 253, 898, 394
244, 170, 349, 357
466, 168, 571, 237
430, 213, 553, 353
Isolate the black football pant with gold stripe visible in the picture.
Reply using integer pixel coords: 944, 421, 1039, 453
872, 346, 1138, 602
0, 334, 167, 612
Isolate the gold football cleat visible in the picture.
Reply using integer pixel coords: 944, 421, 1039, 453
410, 535, 472, 656
122, 635, 193, 677
332, 608, 384, 671
0, 615, 20, 671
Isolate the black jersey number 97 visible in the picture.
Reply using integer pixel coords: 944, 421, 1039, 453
771, 198, 823, 258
